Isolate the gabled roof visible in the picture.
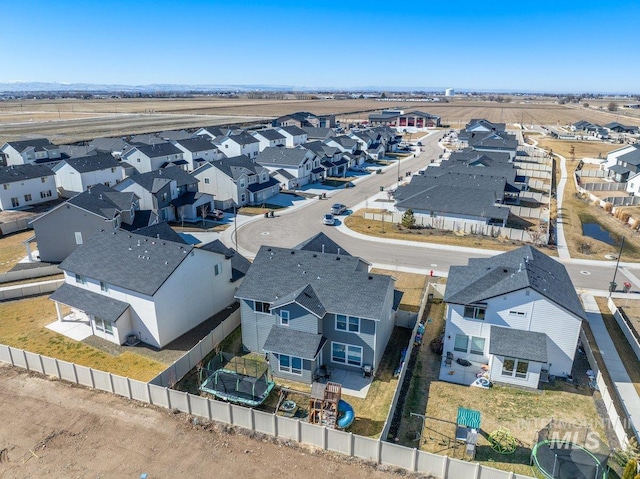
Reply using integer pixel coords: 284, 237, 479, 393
126, 143, 182, 159
204, 155, 267, 180
3, 138, 57, 152
89, 137, 131, 153
173, 137, 217, 153
59, 229, 194, 296
301, 127, 334, 139
158, 130, 192, 141
246, 177, 279, 192
326, 135, 358, 149
448, 148, 512, 165
63, 184, 136, 220
127, 167, 198, 191
256, 146, 312, 167
444, 245, 585, 319
0, 164, 54, 184
277, 125, 307, 137
295, 232, 351, 256
129, 134, 166, 146
489, 326, 548, 363
466, 119, 505, 132
252, 129, 286, 141
55, 153, 120, 174
197, 126, 229, 138
134, 222, 187, 244
615, 146, 640, 167
223, 131, 259, 146
272, 168, 295, 180
57, 144, 98, 158
235, 244, 394, 320
170, 191, 210, 207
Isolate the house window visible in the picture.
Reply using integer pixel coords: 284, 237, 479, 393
502, 357, 529, 379
75, 274, 86, 285
74, 232, 83, 245
40, 190, 52, 198
41, 177, 46, 183
255, 301, 270, 314
11, 197, 19, 207
214, 263, 222, 275
24, 194, 32, 202
100, 281, 108, 292
240, 194, 246, 202
95, 317, 113, 335
279, 310, 289, 326
336, 314, 360, 333
278, 354, 302, 375
111, 167, 116, 173
463, 305, 486, 320
454, 334, 468, 352
239, 180, 245, 188
509, 310, 526, 317
2, 184, 8, 190
162, 192, 168, 202
137, 158, 141, 162
469, 336, 485, 355
204, 178, 210, 184
331, 342, 363, 367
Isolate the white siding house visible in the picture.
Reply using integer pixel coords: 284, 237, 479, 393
0, 165, 58, 210
121, 143, 186, 173
52, 154, 124, 197
1, 139, 61, 166
440, 246, 584, 389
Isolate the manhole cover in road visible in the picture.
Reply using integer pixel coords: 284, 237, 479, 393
604, 254, 617, 260
430, 264, 437, 267
261, 232, 270, 236
580, 271, 591, 275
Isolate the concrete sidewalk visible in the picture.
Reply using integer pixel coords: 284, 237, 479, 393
580, 293, 640, 443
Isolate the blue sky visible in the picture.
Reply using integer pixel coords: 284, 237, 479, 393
2, 0, 639, 93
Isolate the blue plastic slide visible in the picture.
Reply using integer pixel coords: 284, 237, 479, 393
337, 399, 355, 429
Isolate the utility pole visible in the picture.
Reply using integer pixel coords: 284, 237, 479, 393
609, 236, 625, 296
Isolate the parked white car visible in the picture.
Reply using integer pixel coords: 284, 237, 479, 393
323, 213, 335, 226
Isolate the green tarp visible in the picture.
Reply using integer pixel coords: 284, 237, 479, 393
457, 407, 481, 429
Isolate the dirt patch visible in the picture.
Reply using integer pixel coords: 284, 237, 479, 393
0, 364, 417, 479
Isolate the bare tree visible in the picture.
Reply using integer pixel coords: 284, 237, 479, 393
179, 205, 186, 227
608, 102, 619, 112
200, 203, 209, 226
527, 224, 547, 247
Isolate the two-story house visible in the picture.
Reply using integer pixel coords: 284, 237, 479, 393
192, 155, 279, 209
49, 229, 239, 348
251, 129, 287, 152
114, 167, 207, 222
303, 141, 348, 177
0, 164, 58, 210
121, 143, 186, 173
172, 137, 224, 171
1, 138, 62, 166
256, 146, 321, 188
440, 246, 585, 389
604, 144, 640, 183
214, 131, 260, 159
194, 126, 229, 140
272, 112, 320, 128
235, 239, 399, 384
30, 184, 139, 263
89, 137, 132, 158
52, 153, 124, 197
275, 126, 308, 147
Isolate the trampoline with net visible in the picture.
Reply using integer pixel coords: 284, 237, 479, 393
199, 352, 275, 407
531, 420, 609, 479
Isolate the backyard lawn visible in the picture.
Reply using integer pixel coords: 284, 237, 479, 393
0, 230, 35, 273
0, 296, 166, 381
371, 268, 426, 312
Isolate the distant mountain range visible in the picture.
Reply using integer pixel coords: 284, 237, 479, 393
0, 81, 636, 96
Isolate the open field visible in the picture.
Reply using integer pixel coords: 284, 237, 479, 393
530, 136, 622, 160
0, 364, 403, 479
2, 97, 640, 143
0, 296, 165, 381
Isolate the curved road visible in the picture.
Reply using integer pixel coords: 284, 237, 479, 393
225, 132, 640, 292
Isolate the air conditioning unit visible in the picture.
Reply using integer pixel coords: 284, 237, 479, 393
125, 334, 140, 346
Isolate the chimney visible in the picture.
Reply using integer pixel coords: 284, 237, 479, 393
337, 248, 341, 255
321, 244, 325, 253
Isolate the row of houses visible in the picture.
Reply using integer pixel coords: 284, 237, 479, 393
570, 120, 639, 139
391, 119, 523, 228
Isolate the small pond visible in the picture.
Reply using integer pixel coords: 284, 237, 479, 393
582, 223, 618, 246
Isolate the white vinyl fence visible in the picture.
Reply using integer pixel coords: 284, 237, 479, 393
509, 206, 549, 221
579, 328, 632, 449
577, 170, 611, 178
149, 308, 241, 387
363, 212, 548, 244
607, 298, 640, 362
0, 279, 64, 301
0, 264, 61, 284
583, 182, 626, 192
0, 218, 32, 236
0, 343, 535, 479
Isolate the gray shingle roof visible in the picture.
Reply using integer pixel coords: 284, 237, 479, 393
490, 326, 548, 363
235, 245, 393, 320
58, 153, 120, 173
466, 119, 505, 132
616, 146, 640, 167
301, 127, 334, 139
199, 239, 250, 282
0, 164, 53, 184
59, 229, 194, 296
66, 184, 136, 220
262, 325, 326, 359
50, 283, 130, 322
253, 129, 286, 141
246, 176, 279, 192
208, 155, 267, 180
128, 143, 182, 158
89, 137, 131, 153
256, 146, 311, 167
278, 125, 307, 137
273, 168, 295, 180
445, 245, 585, 319
57, 144, 97, 158
134, 222, 187, 244
226, 131, 259, 146
295, 232, 351, 256
158, 130, 192, 141
173, 137, 217, 153
128, 167, 197, 191
4, 138, 57, 152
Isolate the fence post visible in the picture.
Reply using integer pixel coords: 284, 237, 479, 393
38, 354, 44, 374
296, 419, 301, 443
322, 426, 328, 450
185, 392, 192, 414
474, 462, 480, 478
441, 455, 449, 478
54, 358, 61, 379
126, 378, 132, 399
89, 368, 95, 389
349, 432, 354, 457
108, 373, 114, 393
249, 408, 255, 431
412, 448, 418, 472
72, 363, 79, 384
272, 412, 278, 437
7, 347, 14, 366
22, 349, 28, 370
165, 387, 171, 409
206, 398, 212, 420
376, 440, 382, 464
227, 402, 233, 424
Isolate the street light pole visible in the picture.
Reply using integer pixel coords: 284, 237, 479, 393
234, 205, 238, 252
609, 236, 625, 297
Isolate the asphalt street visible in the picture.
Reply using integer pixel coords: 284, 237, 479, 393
225, 131, 640, 293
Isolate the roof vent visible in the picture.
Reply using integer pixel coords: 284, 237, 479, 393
503, 269, 508, 273
368, 275, 373, 280
137, 240, 141, 247
165, 261, 168, 265
267, 248, 272, 251
128, 246, 132, 251
290, 251, 295, 254
313, 254, 317, 258
302, 271, 306, 274
297, 263, 301, 267
317, 276, 321, 280
336, 257, 340, 260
